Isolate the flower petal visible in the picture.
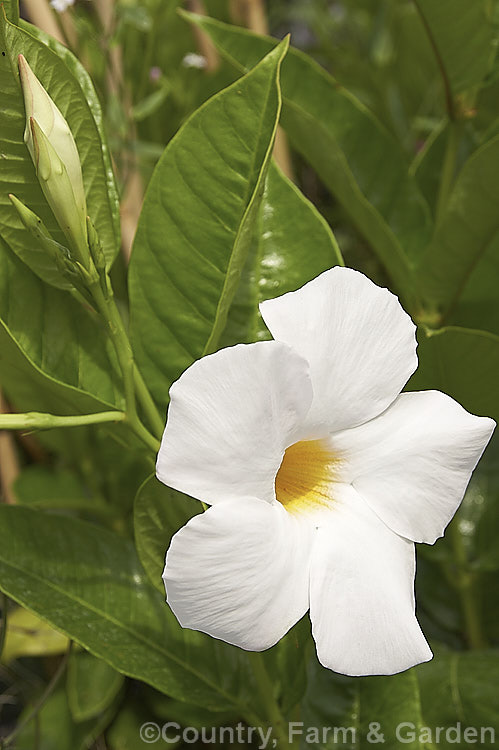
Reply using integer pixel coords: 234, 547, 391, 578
333, 391, 495, 544
156, 341, 313, 505
163, 498, 313, 650
310, 485, 432, 676
259, 267, 417, 432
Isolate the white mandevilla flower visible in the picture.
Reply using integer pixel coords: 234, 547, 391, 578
156, 268, 495, 676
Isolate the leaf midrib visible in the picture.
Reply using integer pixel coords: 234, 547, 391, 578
0, 550, 242, 711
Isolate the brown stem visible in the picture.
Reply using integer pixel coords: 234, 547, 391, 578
185, 0, 220, 72
21, 0, 66, 45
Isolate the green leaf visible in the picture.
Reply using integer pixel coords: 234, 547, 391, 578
0, 14, 120, 267
409, 326, 499, 423
416, 649, 499, 744
416, 135, 499, 332
67, 650, 124, 722
134, 475, 201, 593
107, 701, 170, 750
1, 606, 69, 664
414, 0, 494, 106
129, 40, 288, 408
183, 13, 432, 311
221, 161, 344, 347
0, 505, 254, 712
0, 238, 124, 411
15, 687, 115, 750
2, 1, 18, 24
301, 657, 425, 749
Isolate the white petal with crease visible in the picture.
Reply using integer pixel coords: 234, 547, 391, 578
164, 497, 313, 650
260, 267, 417, 432
156, 341, 313, 505
333, 391, 495, 544
310, 485, 432, 676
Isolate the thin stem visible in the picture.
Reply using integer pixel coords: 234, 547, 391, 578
413, 1, 454, 119
89, 281, 160, 454
449, 519, 486, 649
435, 120, 460, 225
133, 365, 164, 439
0, 411, 126, 431
248, 652, 296, 749
1, 643, 72, 748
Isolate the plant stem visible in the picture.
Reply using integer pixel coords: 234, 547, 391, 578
248, 652, 296, 749
89, 281, 160, 454
435, 120, 460, 225
1, 643, 72, 748
133, 365, 164, 439
0, 411, 126, 431
449, 519, 486, 649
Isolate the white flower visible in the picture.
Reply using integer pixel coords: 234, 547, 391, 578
156, 268, 495, 676
50, 0, 75, 12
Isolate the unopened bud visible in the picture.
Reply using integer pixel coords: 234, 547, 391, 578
18, 54, 89, 267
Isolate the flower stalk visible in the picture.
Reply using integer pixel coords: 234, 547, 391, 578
0, 410, 126, 431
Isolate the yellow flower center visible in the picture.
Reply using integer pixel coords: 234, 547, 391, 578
275, 439, 339, 515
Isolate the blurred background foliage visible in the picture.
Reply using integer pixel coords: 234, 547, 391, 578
1, 0, 499, 748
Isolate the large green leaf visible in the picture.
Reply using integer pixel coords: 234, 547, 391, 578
0, 239, 124, 411
183, 13, 432, 311
416, 136, 499, 333
0, 505, 254, 713
129, 41, 288, 409
302, 650, 499, 749
416, 650, 499, 745
2, 1, 18, 24
0, 14, 119, 266
414, 0, 494, 106
220, 161, 344, 347
16, 687, 116, 750
409, 326, 499, 423
134, 475, 201, 593
67, 650, 124, 722
301, 658, 424, 749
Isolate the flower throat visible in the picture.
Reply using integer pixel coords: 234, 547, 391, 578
275, 439, 339, 515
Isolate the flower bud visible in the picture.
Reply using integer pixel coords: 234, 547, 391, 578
18, 54, 89, 267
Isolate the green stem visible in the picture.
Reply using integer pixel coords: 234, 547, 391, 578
248, 652, 296, 749
0, 410, 125, 431
435, 120, 460, 225
89, 281, 160, 454
1, 643, 72, 749
449, 519, 486, 649
133, 364, 164, 439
